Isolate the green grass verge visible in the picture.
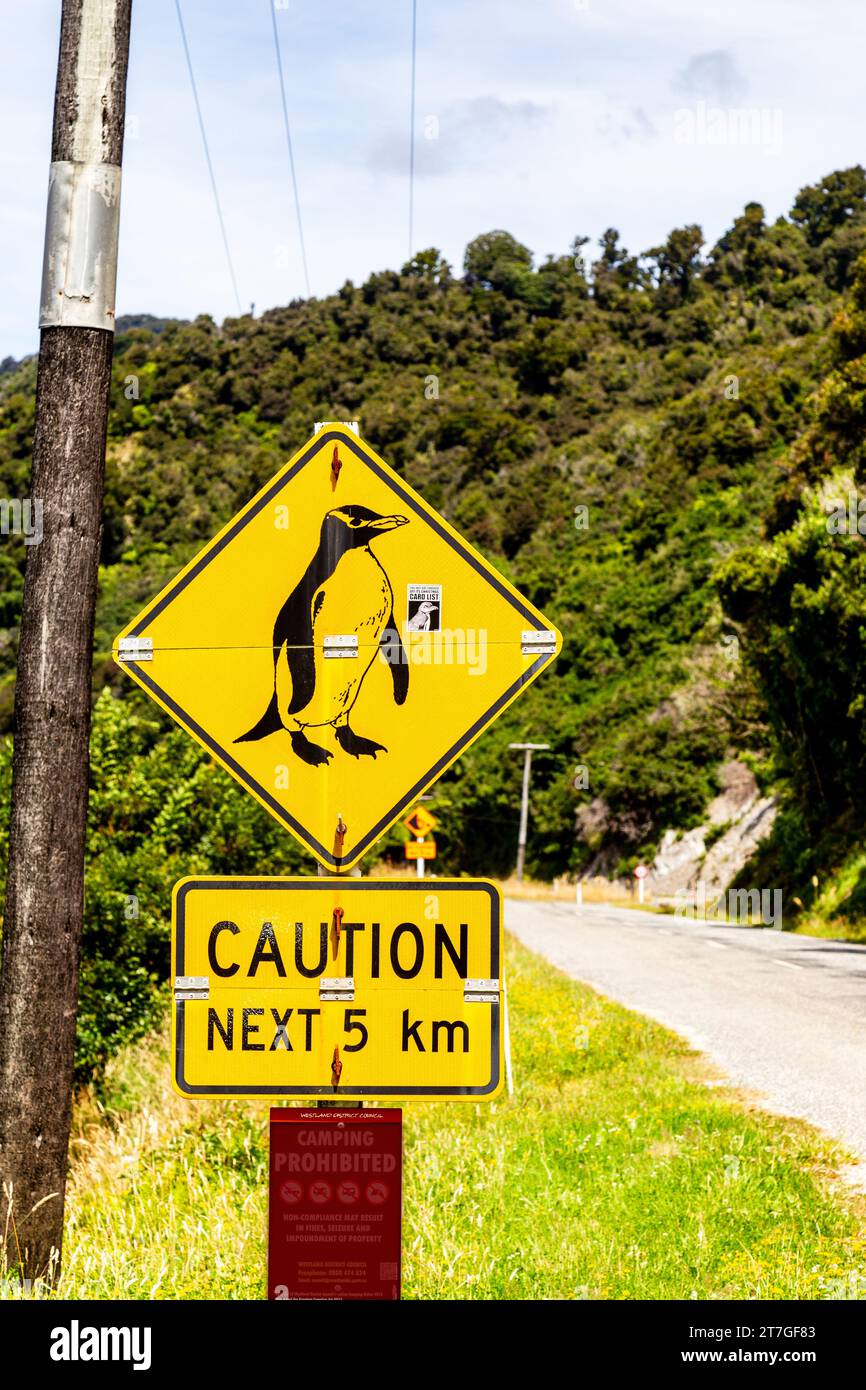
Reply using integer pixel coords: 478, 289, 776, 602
791, 848, 866, 943
12, 937, 866, 1300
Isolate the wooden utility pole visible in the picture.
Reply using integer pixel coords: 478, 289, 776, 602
0, 0, 131, 1282
508, 742, 549, 882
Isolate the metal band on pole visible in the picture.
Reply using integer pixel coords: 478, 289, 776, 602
39, 160, 122, 330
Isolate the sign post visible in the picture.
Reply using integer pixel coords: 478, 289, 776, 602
634, 863, 648, 904
117, 423, 560, 1300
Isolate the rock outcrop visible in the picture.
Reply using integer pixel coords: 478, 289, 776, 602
648, 760, 776, 901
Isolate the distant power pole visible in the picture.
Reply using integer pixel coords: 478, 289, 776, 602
509, 743, 550, 882
0, 0, 132, 1282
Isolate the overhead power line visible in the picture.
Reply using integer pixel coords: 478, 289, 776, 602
174, 0, 243, 314
408, 0, 417, 261
270, 1, 311, 299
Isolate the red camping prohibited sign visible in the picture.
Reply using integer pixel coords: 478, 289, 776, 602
268, 1108, 402, 1300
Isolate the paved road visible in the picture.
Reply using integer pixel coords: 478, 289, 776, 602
506, 897, 866, 1166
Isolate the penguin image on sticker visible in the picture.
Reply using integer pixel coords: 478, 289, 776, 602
236, 504, 409, 766
407, 584, 442, 632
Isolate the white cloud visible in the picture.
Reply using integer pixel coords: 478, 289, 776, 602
672, 50, 748, 104
369, 97, 552, 178
1, 0, 866, 358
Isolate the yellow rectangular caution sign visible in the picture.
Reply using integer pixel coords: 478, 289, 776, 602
404, 839, 436, 860
172, 878, 503, 1100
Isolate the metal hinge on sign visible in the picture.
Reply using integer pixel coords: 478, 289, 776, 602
174, 975, 209, 1001
320, 977, 354, 1001
117, 636, 153, 662
521, 629, 556, 657
464, 978, 501, 1004
324, 635, 358, 659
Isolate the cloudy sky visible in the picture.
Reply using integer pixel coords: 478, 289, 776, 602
2, 0, 866, 358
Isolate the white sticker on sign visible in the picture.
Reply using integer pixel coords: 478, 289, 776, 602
407, 583, 442, 632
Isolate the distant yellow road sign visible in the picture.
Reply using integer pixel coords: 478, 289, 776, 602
403, 806, 438, 837
404, 839, 436, 860
172, 878, 503, 1100
114, 424, 560, 870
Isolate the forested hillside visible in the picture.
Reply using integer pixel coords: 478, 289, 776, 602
2, 165, 866, 1073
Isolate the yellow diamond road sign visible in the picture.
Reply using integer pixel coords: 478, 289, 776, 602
114, 425, 561, 869
172, 878, 503, 1100
403, 805, 438, 837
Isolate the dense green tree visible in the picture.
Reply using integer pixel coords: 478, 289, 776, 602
463, 230, 533, 286
1, 168, 866, 1071
647, 225, 705, 308
791, 166, 866, 246
719, 250, 866, 839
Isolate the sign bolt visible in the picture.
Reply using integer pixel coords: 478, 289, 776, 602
331, 906, 344, 958
330, 445, 342, 488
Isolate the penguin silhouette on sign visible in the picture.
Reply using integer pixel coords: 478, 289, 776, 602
236, 504, 409, 766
